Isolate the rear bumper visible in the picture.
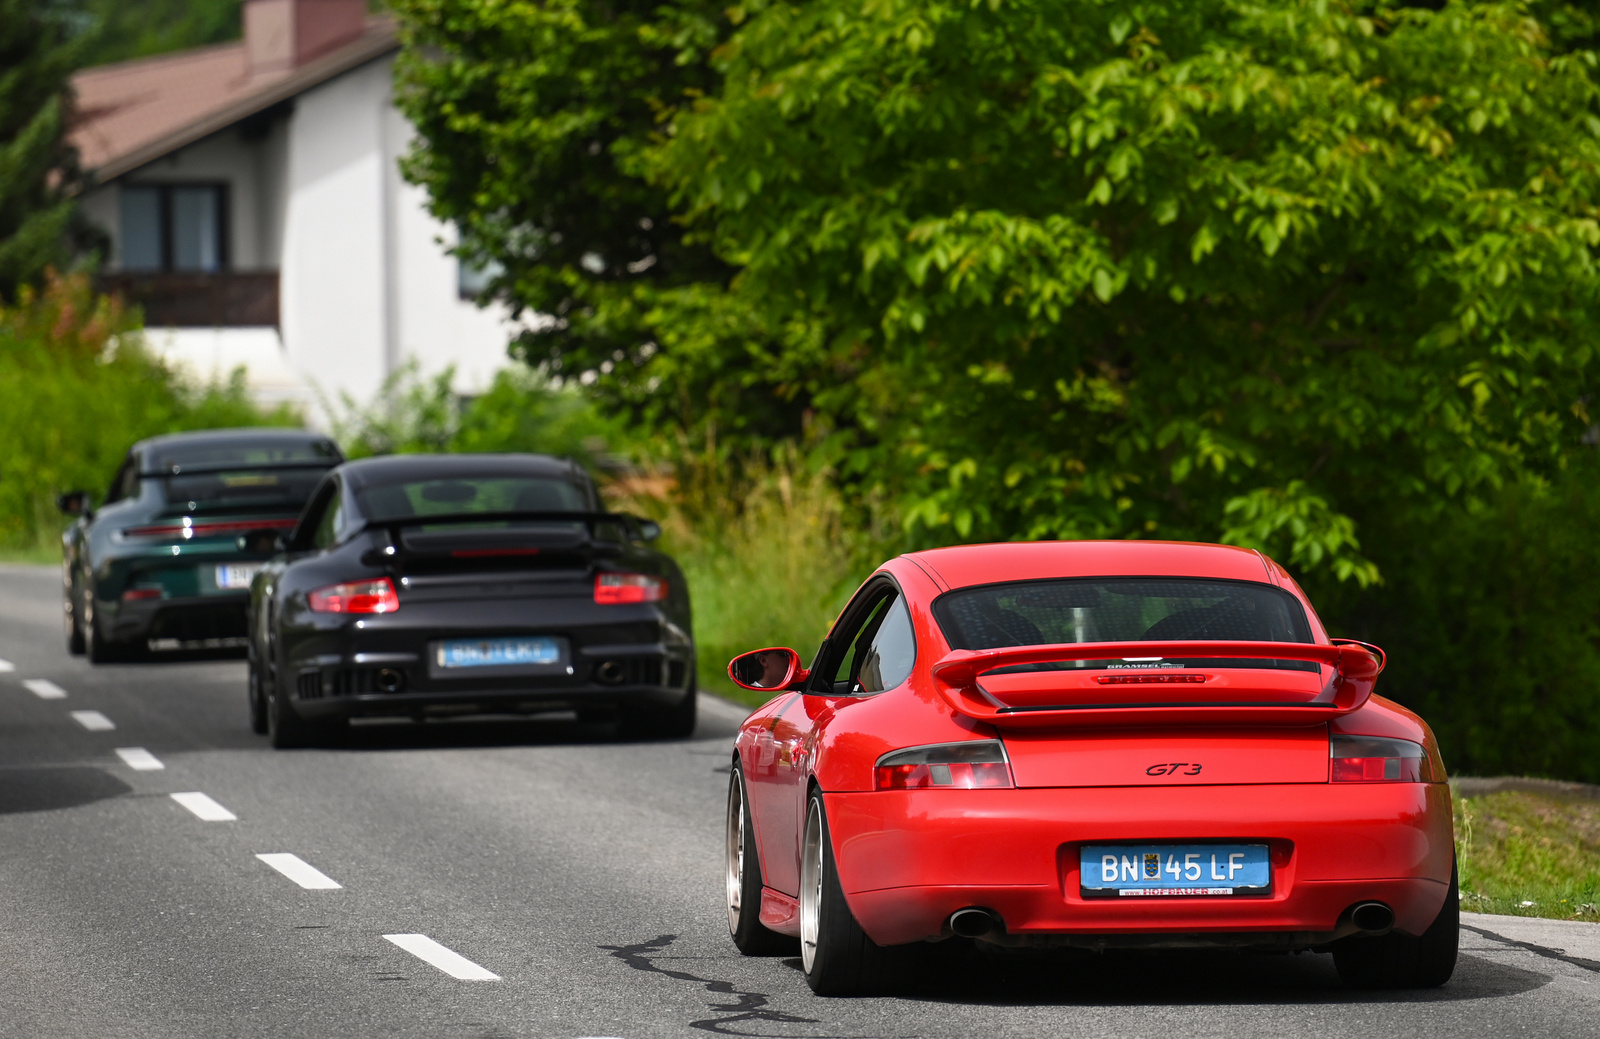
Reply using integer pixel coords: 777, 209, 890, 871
106, 593, 250, 645
823, 782, 1454, 947
281, 599, 694, 720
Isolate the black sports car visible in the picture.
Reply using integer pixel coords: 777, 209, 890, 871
59, 429, 344, 662
246, 453, 697, 747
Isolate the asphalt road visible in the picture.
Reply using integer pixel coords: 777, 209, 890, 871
2, 562, 1598, 1039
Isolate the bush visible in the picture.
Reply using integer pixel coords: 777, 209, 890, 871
608, 444, 873, 704
1316, 459, 1600, 782
0, 272, 295, 554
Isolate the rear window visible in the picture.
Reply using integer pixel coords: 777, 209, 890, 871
932, 578, 1317, 672
147, 438, 340, 510
356, 476, 588, 522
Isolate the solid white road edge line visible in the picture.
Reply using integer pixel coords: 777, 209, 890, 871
697, 693, 750, 722
170, 792, 237, 822
69, 710, 115, 731
24, 679, 68, 699
382, 934, 500, 980
256, 853, 342, 890
0, 657, 13, 672
114, 747, 164, 771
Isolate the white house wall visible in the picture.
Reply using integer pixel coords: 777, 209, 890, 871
281, 57, 390, 409
282, 54, 516, 418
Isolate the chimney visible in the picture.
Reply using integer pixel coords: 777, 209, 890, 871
244, 0, 367, 74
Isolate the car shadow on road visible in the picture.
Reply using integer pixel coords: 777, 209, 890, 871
850, 942, 1549, 1007
0, 766, 131, 816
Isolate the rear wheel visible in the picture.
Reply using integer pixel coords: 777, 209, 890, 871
64, 584, 85, 656
1334, 861, 1459, 988
247, 655, 268, 735
618, 684, 697, 741
265, 654, 334, 749
800, 792, 911, 995
84, 598, 136, 664
726, 764, 793, 955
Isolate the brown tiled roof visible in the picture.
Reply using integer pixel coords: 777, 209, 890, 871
69, 16, 399, 183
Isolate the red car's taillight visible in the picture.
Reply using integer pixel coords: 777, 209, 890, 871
1330, 735, 1428, 782
594, 572, 667, 604
308, 577, 399, 614
873, 740, 1014, 790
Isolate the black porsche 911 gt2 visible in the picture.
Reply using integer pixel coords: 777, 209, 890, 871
247, 453, 697, 747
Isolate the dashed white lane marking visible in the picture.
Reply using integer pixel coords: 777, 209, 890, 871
170, 792, 237, 822
114, 747, 164, 771
70, 710, 115, 731
256, 853, 341, 890
0, 657, 14, 672
383, 934, 500, 980
24, 679, 67, 699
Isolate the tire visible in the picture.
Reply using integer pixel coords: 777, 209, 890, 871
800, 791, 910, 995
85, 598, 137, 665
726, 764, 794, 956
247, 655, 268, 735
618, 683, 698, 741
265, 654, 334, 749
1334, 861, 1459, 989
65, 588, 85, 656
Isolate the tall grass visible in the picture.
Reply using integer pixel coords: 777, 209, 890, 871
1456, 790, 1600, 920
608, 446, 875, 704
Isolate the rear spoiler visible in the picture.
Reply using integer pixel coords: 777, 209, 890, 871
930, 640, 1383, 729
362, 511, 652, 556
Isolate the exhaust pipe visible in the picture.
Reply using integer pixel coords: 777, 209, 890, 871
594, 661, 628, 686
948, 907, 1001, 939
375, 668, 405, 694
1349, 901, 1394, 933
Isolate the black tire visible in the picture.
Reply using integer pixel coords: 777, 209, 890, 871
65, 590, 85, 656
247, 655, 268, 735
85, 601, 136, 665
618, 684, 698, 741
726, 764, 795, 956
266, 656, 333, 749
1334, 861, 1459, 989
801, 791, 912, 995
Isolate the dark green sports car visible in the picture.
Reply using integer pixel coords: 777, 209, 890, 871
59, 428, 343, 662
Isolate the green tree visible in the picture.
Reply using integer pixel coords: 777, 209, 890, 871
77, 0, 240, 67
0, 0, 84, 299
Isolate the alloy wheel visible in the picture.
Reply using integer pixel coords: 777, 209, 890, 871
799, 799, 824, 974
725, 774, 745, 935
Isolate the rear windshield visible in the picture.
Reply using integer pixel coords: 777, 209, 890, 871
356, 476, 589, 522
148, 439, 339, 511
932, 578, 1317, 672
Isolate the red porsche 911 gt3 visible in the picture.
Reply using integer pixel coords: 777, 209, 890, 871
723, 541, 1456, 995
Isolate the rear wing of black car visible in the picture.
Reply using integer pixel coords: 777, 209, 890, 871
361, 511, 658, 560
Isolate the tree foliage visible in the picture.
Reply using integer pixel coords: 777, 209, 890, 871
0, 0, 85, 300
398, 0, 1599, 584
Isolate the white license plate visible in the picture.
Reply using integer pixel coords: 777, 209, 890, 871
215, 564, 264, 590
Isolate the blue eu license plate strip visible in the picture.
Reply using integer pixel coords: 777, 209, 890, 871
437, 637, 563, 669
1080, 844, 1271, 897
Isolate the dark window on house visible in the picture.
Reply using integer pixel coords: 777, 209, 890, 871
120, 184, 228, 272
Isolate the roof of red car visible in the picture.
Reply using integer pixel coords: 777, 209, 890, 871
904, 541, 1276, 590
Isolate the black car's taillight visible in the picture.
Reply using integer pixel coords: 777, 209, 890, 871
594, 572, 667, 604
308, 577, 399, 614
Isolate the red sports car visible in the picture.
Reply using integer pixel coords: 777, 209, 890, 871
723, 541, 1456, 995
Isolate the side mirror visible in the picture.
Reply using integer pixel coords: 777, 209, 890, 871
728, 647, 809, 692
236, 529, 286, 553
57, 491, 90, 517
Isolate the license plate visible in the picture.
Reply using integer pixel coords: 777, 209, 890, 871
215, 563, 264, 590
436, 637, 563, 669
1080, 844, 1271, 897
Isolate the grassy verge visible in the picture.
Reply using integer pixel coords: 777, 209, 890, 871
1456, 789, 1600, 920
0, 547, 57, 565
